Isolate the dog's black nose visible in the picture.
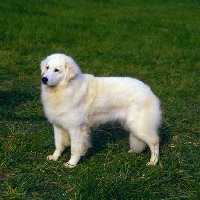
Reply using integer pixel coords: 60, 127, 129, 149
42, 77, 48, 84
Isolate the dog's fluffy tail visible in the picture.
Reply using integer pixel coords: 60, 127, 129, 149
129, 134, 147, 153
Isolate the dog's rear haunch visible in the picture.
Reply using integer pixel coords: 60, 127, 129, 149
40, 53, 162, 168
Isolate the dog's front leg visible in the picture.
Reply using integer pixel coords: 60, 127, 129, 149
64, 127, 91, 168
47, 124, 70, 161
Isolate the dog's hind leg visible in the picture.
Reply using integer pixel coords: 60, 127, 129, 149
64, 126, 91, 168
127, 98, 161, 165
131, 128, 159, 165
146, 142, 159, 166
126, 120, 159, 165
47, 125, 70, 161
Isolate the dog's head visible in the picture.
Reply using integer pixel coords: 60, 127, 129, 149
40, 53, 81, 86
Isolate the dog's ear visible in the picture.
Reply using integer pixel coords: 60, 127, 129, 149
64, 56, 81, 82
40, 58, 47, 76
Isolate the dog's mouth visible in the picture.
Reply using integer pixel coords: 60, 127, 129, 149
42, 82, 49, 86
42, 82, 47, 85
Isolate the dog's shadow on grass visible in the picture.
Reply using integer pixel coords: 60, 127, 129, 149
79, 122, 129, 163
77, 121, 171, 164
77, 121, 170, 164
60, 121, 171, 165
159, 123, 171, 153
0, 89, 45, 121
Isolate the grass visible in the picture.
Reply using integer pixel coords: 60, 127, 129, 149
0, 0, 199, 199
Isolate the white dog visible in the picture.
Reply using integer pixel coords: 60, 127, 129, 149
40, 53, 162, 168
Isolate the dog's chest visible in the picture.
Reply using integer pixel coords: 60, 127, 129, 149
42, 91, 69, 122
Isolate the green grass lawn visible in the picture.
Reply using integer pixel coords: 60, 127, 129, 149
0, 0, 199, 199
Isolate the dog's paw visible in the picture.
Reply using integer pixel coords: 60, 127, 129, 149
146, 161, 157, 166
47, 155, 58, 161
64, 162, 76, 168
128, 150, 134, 153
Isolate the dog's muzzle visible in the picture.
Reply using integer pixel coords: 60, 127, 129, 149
42, 77, 48, 84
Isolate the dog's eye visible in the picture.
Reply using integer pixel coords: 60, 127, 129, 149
46, 66, 49, 70
55, 69, 59, 72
